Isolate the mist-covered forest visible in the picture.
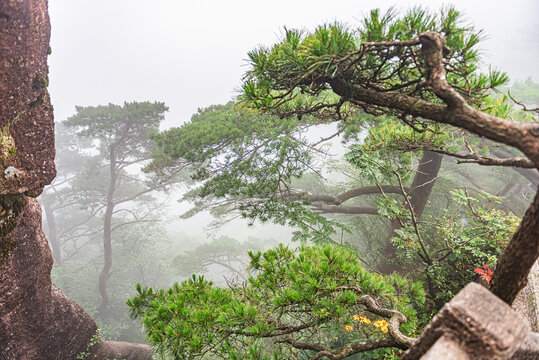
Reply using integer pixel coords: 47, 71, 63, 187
43, 77, 539, 358
1, 1, 538, 359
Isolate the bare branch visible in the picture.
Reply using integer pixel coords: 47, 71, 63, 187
313, 204, 379, 215
286, 185, 408, 206
111, 219, 159, 232
429, 148, 534, 168
394, 171, 432, 265
508, 90, 539, 112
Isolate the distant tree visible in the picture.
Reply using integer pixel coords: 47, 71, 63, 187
64, 101, 181, 317
173, 236, 278, 282
40, 122, 102, 266
53, 221, 181, 342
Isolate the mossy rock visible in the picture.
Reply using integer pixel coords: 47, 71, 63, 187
0, 194, 25, 262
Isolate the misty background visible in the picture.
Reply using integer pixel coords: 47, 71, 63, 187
46, 0, 538, 234
41, 0, 539, 343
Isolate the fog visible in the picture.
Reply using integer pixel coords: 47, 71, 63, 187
40, 0, 538, 346
48, 0, 538, 128
46, 0, 538, 237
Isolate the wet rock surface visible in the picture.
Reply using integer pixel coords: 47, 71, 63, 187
402, 283, 539, 360
0, 0, 55, 196
0, 199, 153, 359
0, 198, 97, 359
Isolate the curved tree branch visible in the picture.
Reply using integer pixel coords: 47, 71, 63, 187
277, 288, 416, 359
279, 337, 399, 360
434, 149, 533, 168
287, 185, 408, 205
394, 145, 534, 168
336, 185, 407, 204
313, 204, 379, 215
508, 90, 539, 113
326, 32, 539, 302
338, 287, 416, 347
329, 34, 539, 168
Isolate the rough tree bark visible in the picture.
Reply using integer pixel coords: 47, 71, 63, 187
0, 0, 152, 358
0, 198, 153, 360
490, 188, 539, 304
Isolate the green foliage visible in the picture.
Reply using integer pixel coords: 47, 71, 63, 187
150, 102, 356, 243
43, 102, 173, 267
241, 7, 507, 116
148, 7, 517, 246
345, 146, 412, 185
362, 117, 447, 153
75, 329, 101, 360
133, 7, 533, 357
66, 101, 167, 151
340, 151, 521, 309
151, 102, 309, 195
383, 189, 519, 307
173, 236, 278, 282
61, 101, 172, 210
128, 244, 424, 359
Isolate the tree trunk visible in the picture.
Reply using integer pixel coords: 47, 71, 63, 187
43, 201, 63, 266
379, 151, 443, 274
97, 202, 114, 317
494, 148, 539, 187
97, 145, 117, 317
490, 186, 539, 304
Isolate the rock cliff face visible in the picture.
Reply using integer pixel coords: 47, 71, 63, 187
0, 1, 152, 358
0, 199, 98, 359
0, 199, 153, 359
0, 0, 55, 196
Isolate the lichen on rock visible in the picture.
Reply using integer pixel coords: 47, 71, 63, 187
0, 194, 24, 261
0, 124, 17, 161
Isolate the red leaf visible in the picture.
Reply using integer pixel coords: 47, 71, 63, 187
474, 265, 493, 284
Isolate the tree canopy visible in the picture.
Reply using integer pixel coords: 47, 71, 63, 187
62, 101, 180, 317
129, 244, 424, 359
130, 7, 539, 359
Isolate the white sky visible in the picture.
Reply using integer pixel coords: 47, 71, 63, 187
48, 0, 539, 129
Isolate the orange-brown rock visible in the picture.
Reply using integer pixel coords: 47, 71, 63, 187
0, 198, 153, 359
0, 0, 55, 196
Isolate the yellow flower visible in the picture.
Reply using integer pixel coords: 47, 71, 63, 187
353, 314, 372, 324
374, 320, 389, 333
345, 325, 354, 332
374, 320, 388, 328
